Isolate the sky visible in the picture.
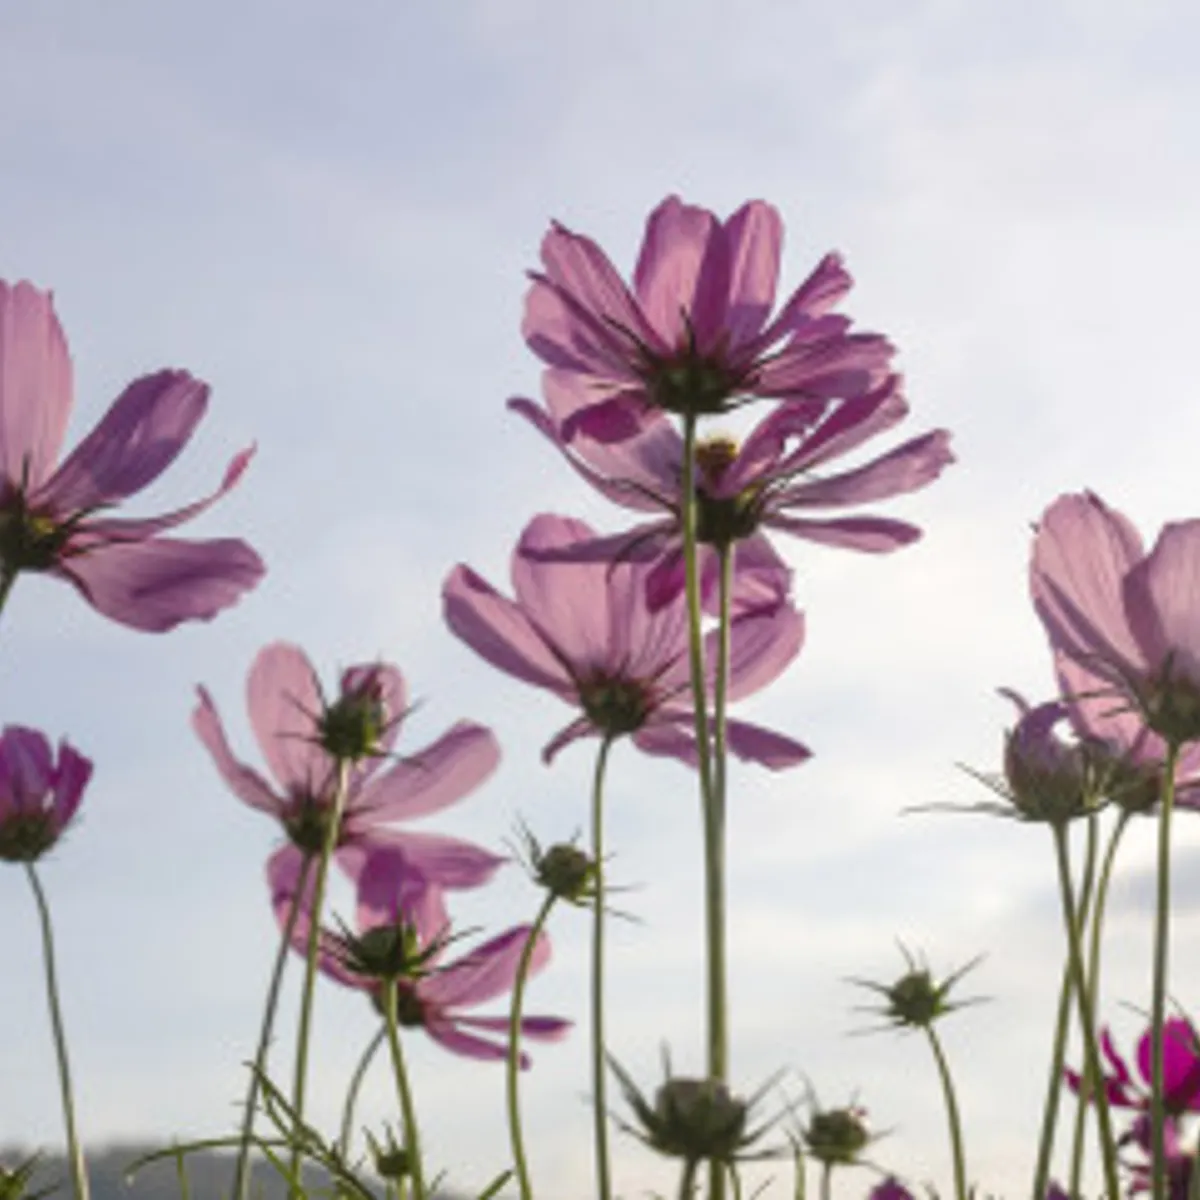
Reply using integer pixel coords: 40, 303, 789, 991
2, 1, 1200, 1196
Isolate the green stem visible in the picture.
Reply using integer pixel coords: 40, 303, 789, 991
0, 564, 16, 625
289, 761, 352, 1180
339, 1025, 386, 1158
1069, 811, 1129, 1198
507, 893, 557, 1200
819, 1163, 832, 1200
1051, 824, 1121, 1199
233, 852, 314, 1200
590, 735, 615, 1200
1151, 743, 1181, 1200
26, 863, 90, 1200
925, 1024, 968, 1200
383, 979, 426, 1200
678, 1157, 698, 1200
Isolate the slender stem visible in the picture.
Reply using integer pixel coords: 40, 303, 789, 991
925, 1024, 968, 1200
289, 761, 352, 1179
678, 1157, 698, 1200
339, 1025, 386, 1158
1070, 811, 1129, 1198
1151, 743, 1181, 1200
25, 863, 90, 1200
0, 564, 16, 625
233, 852, 315, 1200
819, 1163, 833, 1200
1051, 824, 1122, 1199
590, 735, 615, 1200
383, 979, 426, 1200
507, 893, 557, 1200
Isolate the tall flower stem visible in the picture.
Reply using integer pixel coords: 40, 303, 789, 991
589, 735, 615, 1200
25, 863, 90, 1200
924, 1023, 967, 1200
232, 851, 315, 1200
0, 565, 16, 623
1150, 743, 1181, 1200
819, 1163, 833, 1200
339, 1025, 386, 1158
289, 760, 351, 1180
1070, 811, 1129, 1198
679, 1158, 699, 1200
382, 979, 427, 1200
507, 892, 557, 1200
1051, 823, 1121, 1199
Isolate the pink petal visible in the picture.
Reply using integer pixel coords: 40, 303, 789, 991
560, 392, 652, 444
424, 1018, 513, 1063
55, 535, 263, 632
351, 846, 449, 944
0, 281, 73, 491
754, 252, 853, 346
39, 370, 209, 514
342, 828, 504, 891
349, 722, 499, 823
632, 721, 700, 768
721, 201, 783, 347
753, 333, 894, 400
721, 600, 805, 703
726, 534, 792, 617
542, 715, 597, 764
724, 719, 812, 768
245, 643, 334, 796
1124, 521, 1200, 688
191, 686, 283, 816
0, 725, 54, 799
50, 740, 93, 831
443, 563, 573, 694
422, 924, 549, 1009
722, 399, 829, 494
1135, 1018, 1200, 1107
763, 513, 923, 552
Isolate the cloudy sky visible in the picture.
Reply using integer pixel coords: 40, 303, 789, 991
2, 1, 1199, 1196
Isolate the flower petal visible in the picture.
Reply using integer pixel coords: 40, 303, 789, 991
341, 828, 504, 891
763, 513, 923, 553
725, 719, 812, 768
422, 924, 549, 1009
721, 201, 783, 347
191, 686, 283, 816
246, 643, 331, 795
1124, 520, 1200, 688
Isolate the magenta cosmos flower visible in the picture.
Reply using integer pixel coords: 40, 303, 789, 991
193, 641, 504, 897
443, 513, 809, 768
271, 846, 570, 1065
522, 196, 895, 442
0, 725, 92, 862
1032, 493, 1200, 752
1066, 1018, 1200, 1117
0, 281, 263, 631
512, 369, 953, 612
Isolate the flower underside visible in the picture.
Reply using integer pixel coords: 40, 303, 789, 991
0, 492, 73, 574
0, 812, 59, 862
281, 792, 338, 854
578, 673, 654, 735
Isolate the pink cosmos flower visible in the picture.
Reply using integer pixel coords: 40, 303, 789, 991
443, 513, 810, 768
193, 642, 504, 898
1032, 492, 1200, 751
270, 846, 570, 1065
1066, 1018, 1200, 1117
0, 725, 92, 862
0, 280, 263, 631
511, 370, 953, 612
522, 196, 895, 442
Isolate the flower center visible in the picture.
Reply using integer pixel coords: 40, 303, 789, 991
0, 492, 71, 575
578, 673, 653, 736
642, 344, 744, 418
690, 436, 762, 548
0, 812, 58, 862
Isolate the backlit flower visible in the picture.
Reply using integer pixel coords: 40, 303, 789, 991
522, 196, 894, 442
0, 280, 263, 631
0, 726, 92, 862
443, 513, 810, 768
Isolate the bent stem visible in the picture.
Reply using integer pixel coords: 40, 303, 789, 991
233, 851, 315, 1200
1051, 823, 1121, 1200
339, 1025, 386, 1158
289, 760, 351, 1180
26, 863, 90, 1200
1069, 811, 1129, 1198
590, 735, 616, 1200
925, 1023, 968, 1200
507, 892, 557, 1200
383, 979, 426, 1200
1151, 743, 1181, 1200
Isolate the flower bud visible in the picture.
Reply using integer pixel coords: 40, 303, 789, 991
319, 668, 388, 762
802, 1105, 870, 1166
1001, 695, 1099, 823
650, 1077, 749, 1162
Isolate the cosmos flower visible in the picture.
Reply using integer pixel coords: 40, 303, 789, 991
443, 513, 810, 769
522, 195, 894, 442
270, 846, 569, 1066
0, 280, 263, 631
511, 370, 952, 612
0, 725, 92, 863
193, 641, 503, 897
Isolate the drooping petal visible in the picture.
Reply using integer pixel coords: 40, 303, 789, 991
1124, 521, 1200, 688
443, 564, 573, 694
421, 924, 549, 1010
632, 721, 700, 768
56, 535, 264, 632
560, 392, 652, 444
349, 722, 499, 823
192, 686, 284, 816
246, 643, 331, 796
39, 370, 209, 514
541, 716, 597, 765
721, 600, 805, 703
0, 281, 73, 491
763, 513, 923, 553
724, 719, 812, 768
753, 252, 854, 347
424, 1018, 514, 1063
267, 845, 353, 985
727, 534, 793, 616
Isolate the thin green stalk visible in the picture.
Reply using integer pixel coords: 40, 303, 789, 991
1069, 811, 1130, 1198
233, 852, 315, 1200
339, 1026, 386, 1158
0, 565, 16, 624
679, 1157, 699, 1200
1052, 824, 1121, 1199
819, 1163, 833, 1200
590, 735, 615, 1200
382, 979, 426, 1200
925, 1024, 968, 1200
507, 892, 557, 1200
1150, 743, 1181, 1200
289, 760, 351, 1180
25, 863, 90, 1200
